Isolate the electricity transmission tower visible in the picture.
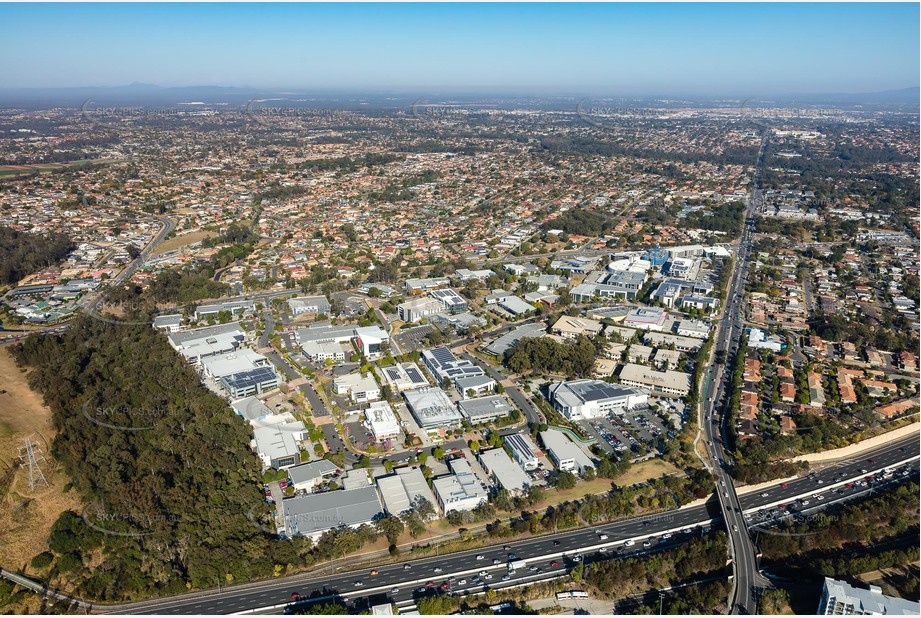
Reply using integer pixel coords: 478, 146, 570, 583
17, 434, 50, 491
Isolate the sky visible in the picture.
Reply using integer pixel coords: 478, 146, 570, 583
1, 2, 918, 96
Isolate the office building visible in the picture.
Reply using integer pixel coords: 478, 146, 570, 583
539, 429, 595, 474
430, 288, 469, 314
421, 346, 484, 383
817, 577, 920, 615
504, 433, 540, 470
333, 372, 381, 403
376, 466, 438, 516
194, 299, 255, 321
618, 363, 691, 397
379, 362, 430, 392
287, 295, 331, 316
432, 458, 488, 514
457, 396, 515, 424
478, 448, 531, 494
404, 387, 463, 430
398, 297, 446, 322
288, 459, 340, 493
283, 486, 383, 541
364, 400, 402, 441
548, 379, 648, 420
354, 325, 389, 359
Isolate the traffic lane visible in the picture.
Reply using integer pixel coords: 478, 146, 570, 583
737, 437, 919, 510
122, 450, 891, 614
127, 502, 721, 614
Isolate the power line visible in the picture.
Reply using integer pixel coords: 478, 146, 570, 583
17, 434, 50, 492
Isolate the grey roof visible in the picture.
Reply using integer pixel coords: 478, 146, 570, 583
404, 387, 463, 428
455, 375, 495, 391
478, 448, 530, 492
296, 324, 355, 344
288, 459, 340, 485
167, 321, 244, 347
483, 322, 547, 357
376, 467, 437, 515
153, 314, 182, 327
499, 296, 537, 315
457, 395, 514, 419
820, 577, 920, 615
283, 486, 383, 537
221, 366, 278, 392
230, 396, 273, 421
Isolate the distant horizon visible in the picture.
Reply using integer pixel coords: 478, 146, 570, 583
1, 3, 918, 95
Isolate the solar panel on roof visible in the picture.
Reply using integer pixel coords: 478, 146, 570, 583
224, 366, 277, 389
427, 346, 457, 366
406, 367, 425, 383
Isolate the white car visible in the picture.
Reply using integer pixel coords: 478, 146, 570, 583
476, 554, 485, 560
458, 579, 467, 585
624, 539, 635, 547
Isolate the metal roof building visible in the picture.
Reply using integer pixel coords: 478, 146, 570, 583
482, 322, 546, 357
548, 379, 648, 420
539, 429, 596, 474
478, 448, 531, 494
818, 577, 920, 615
431, 458, 487, 514
403, 387, 463, 430
376, 466, 438, 516
283, 486, 383, 540
457, 395, 514, 424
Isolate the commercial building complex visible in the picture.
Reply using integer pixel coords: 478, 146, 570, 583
333, 372, 381, 403
539, 429, 596, 474
547, 379, 648, 420
379, 362, 430, 392
364, 400, 402, 441
282, 485, 383, 540
478, 448, 531, 494
457, 395, 515, 424
404, 386, 464, 430
817, 577, 920, 615
421, 346, 484, 383
504, 433, 540, 470
287, 295, 331, 316
376, 467, 438, 516
432, 458, 488, 514
618, 363, 692, 397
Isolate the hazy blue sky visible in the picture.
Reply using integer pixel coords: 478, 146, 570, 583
1, 3, 917, 95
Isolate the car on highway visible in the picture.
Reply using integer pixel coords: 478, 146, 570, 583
760, 492, 769, 497
642, 541, 651, 547
780, 483, 788, 488
732, 525, 738, 532
478, 570, 488, 577
433, 567, 443, 573
390, 587, 400, 594
550, 560, 559, 567
370, 569, 379, 576
501, 575, 510, 581
492, 558, 502, 565
290, 592, 300, 600
476, 554, 485, 560
552, 540, 560, 546
403, 563, 412, 570
416, 587, 426, 593
354, 581, 364, 587
484, 574, 493, 580
425, 581, 435, 588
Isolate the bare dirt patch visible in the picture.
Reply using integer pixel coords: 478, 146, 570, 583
151, 229, 215, 255
0, 348, 83, 575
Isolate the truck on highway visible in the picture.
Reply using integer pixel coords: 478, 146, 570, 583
508, 559, 527, 574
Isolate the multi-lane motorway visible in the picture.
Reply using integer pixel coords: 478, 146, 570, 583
700, 131, 772, 614
89, 434, 917, 615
